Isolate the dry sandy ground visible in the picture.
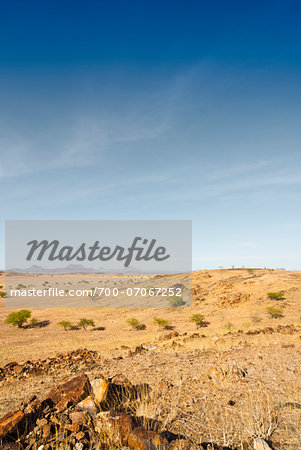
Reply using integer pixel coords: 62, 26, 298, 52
0, 268, 301, 448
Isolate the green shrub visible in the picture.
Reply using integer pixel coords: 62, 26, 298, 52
190, 314, 205, 328
126, 318, 145, 330
167, 296, 185, 307
154, 317, 170, 330
0, 291, 6, 298
5, 310, 31, 328
28, 318, 39, 328
78, 318, 95, 330
266, 306, 283, 318
267, 292, 284, 300
58, 320, 72, 331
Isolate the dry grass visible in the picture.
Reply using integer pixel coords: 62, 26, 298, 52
0, 269, 300, 448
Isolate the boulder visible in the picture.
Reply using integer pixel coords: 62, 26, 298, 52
128, 426, 158, 450
42, 423, 52, 439
45, 373, 90, 412
69, 411, 88, 427
75, 395, 97, 417
0, 410, 24, 438
128, 427, 169, 449
94, 410, 134, 446
90, 377, 109, 407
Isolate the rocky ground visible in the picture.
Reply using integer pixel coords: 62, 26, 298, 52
0, 328, 301, 449
0, 269, 300, 448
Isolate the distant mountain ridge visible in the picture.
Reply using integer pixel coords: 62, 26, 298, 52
7, 264, 144, 274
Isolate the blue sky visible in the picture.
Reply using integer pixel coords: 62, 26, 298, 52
1, 0, 301, 269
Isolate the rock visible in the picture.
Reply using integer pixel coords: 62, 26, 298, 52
128, 345, 148, 357
253, 438, 272, 449
155, 380, 170, 394
110, 373, 132, 386
0, 409, 24, 438
208, 367, 220, 379
75, 395, 97, 416
23, 396, 43, 424
168, 440, 193, 449
128, 426, 157, 450
75, 443, 84, 450
62, 422, 80, 433
45, 373, 90, 412
36, 418, 48, 429
94, 410, 134, 446
151, 433, 168, 447
2, 443, 20, 450
13, 364, 23, 375
0, 349, 98, 383
159, 331, 179, 341
75, 430, 85, 440
92, 374, 144, 410
190, 333, 199, 339
90, 377, 109, 407
69, 411, 88, 427
42, 423, 52, 438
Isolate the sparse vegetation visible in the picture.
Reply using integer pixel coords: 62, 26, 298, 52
0, 268, 301, 448
5, 310, 31, 328
126, 318, 146, 330
267, 291, 285, 300
58, 320, 72, 331
0, 291, 6, 298
167, 295, 185, 307
28, 318, 39, 328
250, 313, 262, 324
78, 318, 95, 330
266, 306, 283, 318
225, 322, 234, 331
154, 317, 170, 330
190, 313, 206, 328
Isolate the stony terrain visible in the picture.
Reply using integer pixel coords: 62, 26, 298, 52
0, 269, 300, 448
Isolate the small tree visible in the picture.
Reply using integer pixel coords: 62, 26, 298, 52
154, 317, 169, 330
78, 318, 95, 331
266, 307, 283, 318
126, 318, 145, 330
5, 310, 31, 328
267, 292, 284, 300
167, 296, 185, 307
58, 320, 72, 331
190, 314, 205, 328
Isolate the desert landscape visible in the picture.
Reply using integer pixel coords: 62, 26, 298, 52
0, 268, 300, 449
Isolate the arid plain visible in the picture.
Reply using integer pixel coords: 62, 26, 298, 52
0, 269, 300, 449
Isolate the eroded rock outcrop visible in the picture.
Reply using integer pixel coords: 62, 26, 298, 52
0, 370, 234, 449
